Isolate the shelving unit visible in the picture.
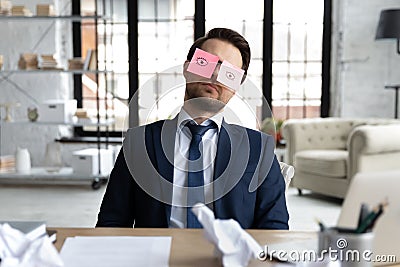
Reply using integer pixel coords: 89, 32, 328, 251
0, 15, 110, 21
0, 70, 113, 74
0, 116, 114, 189
0, 1, 116, 190
0, 119, 115, 127
0, 167, 108, 188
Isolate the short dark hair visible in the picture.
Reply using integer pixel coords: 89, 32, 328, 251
186, 28, 251, 76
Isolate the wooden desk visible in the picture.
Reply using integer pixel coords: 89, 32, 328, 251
51, 228, 400, 266
51, 228, 313, 266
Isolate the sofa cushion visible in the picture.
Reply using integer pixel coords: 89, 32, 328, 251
295, 150, 348, 178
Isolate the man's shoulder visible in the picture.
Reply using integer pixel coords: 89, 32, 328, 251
128, 119, 169, 131
223, 122, 273, 139
123, 119, 174, 149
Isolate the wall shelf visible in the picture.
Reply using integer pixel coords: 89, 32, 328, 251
0, 15, 111, 21
0, 167, 108, 189
0, 118, 115, 127
0, 69, 114, 74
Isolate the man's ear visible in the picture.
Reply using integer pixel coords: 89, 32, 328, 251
182, 60, 190, 79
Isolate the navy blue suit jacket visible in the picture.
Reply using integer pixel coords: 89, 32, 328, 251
97, 118, 289, 229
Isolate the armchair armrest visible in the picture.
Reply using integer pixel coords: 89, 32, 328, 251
347, 124, 400, 178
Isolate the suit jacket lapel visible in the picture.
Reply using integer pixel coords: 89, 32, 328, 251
213, 120, 246, 214
151, 117, 178, 225
153, 118, 176, 184
213, 121, 231, 182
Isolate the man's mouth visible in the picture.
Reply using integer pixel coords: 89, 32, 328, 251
202, 83, 219, 92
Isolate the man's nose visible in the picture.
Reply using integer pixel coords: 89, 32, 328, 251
211, 63, 221, 81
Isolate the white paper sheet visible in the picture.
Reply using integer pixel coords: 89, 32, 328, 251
60, 236, 172, 267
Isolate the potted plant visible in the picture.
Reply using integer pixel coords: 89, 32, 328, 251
260, 118, 285, 146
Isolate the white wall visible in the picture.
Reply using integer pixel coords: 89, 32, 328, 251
331, 0, 400, 118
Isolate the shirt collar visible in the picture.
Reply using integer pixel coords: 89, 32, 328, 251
177, 108, 223, 132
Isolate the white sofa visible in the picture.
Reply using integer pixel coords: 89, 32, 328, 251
281, 118, 400, 198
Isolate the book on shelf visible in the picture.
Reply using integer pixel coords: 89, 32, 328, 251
83, 49, 92, 70
0, 155, 15, 166
68, 58, 84, 70
0, 1, 12, 15
83, 49, 97, 70
11, 5, 32, 16
0, 54, 3, 70
39, 54, 59, 70
18, 53, 38, 70
89, 50, 98, 70
0, 155, 15, 172
36, 4, 55, 16
75, 108, 88, 118
0, 167, 14, 173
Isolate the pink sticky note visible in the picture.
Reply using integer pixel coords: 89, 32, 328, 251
216, 60, 245, 91
187, 48, 219, 78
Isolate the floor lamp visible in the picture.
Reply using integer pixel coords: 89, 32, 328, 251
376, 9, 400, 119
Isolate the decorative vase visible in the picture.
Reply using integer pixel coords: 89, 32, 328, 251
15, 147, 31, 174
43, 142, 62, 172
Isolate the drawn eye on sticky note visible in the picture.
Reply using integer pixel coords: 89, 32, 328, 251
187, 48, 219, 78
225, 71, 235, 80
196, 57, 208, 66
216, 60, 245, 91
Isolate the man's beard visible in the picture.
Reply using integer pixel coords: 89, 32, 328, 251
183, 97, 225, 119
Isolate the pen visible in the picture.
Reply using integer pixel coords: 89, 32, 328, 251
356, 200, 388, 233
367, 200, 389, 230
357, 203, 370, 229
315, 218, 326, 232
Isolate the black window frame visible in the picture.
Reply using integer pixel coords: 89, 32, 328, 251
73, 0, 331, 137
72, 0, 128, 138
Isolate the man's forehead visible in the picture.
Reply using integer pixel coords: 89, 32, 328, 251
200, 39, 243, 67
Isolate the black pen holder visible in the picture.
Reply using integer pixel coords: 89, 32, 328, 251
318, 228, 374, 267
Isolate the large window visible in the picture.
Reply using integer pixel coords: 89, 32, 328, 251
74, 0, 128, 137
206, 0, 264, 129
74, 0, 330, 137
272, 0, 326, 120
137, 0, 194, 125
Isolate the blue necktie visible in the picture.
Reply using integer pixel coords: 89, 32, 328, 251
186, 121, 217, 228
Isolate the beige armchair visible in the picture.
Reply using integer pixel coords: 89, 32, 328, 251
281, 118, 400, 198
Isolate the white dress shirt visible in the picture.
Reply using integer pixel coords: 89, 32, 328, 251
170, 109, 223, 228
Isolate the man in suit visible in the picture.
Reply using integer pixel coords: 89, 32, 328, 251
97, 28, 289, 229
